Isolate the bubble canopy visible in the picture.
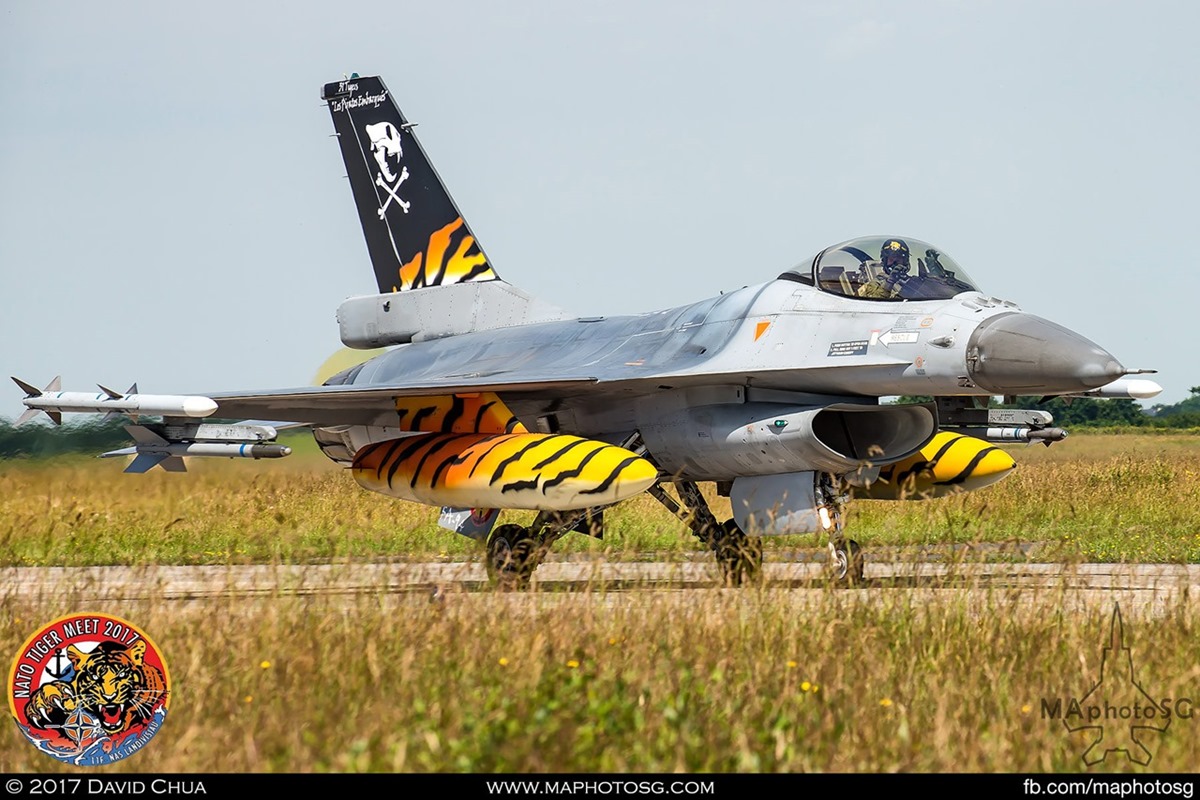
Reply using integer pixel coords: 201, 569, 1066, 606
785, 236, 980, 302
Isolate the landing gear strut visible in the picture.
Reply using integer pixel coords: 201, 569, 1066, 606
647, 481, 763, 587
484, 507, 604, 590
483, 432, 639, 590
817, 472, 863, 586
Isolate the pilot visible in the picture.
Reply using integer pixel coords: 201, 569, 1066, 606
856, 238, 911, 299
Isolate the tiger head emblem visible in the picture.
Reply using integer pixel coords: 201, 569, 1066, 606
23, 640, 167, 736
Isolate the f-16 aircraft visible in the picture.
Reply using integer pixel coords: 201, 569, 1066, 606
13, 74, 1161, 588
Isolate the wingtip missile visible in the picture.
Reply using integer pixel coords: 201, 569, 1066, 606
13, 378, 219, 423
1061, 377, 1164, 400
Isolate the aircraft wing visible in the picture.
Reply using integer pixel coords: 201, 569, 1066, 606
205, 376, 599, 427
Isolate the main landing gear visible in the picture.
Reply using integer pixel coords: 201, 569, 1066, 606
646, 481, 763, 587
481, 474, 863, 590
648, 475, 864, 588
484, 508, 603, 591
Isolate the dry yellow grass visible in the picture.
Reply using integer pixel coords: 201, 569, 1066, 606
2, 585, 1197, 773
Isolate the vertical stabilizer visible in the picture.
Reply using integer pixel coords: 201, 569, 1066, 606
322, 75, 499, 293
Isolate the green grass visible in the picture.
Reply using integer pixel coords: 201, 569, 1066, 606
848, 434, 1200, 563
1, 433, 1197, 566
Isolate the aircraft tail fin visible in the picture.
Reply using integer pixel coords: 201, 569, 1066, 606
322, 75, 499, 294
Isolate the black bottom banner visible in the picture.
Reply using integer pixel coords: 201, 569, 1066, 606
2, 774, 1198, 798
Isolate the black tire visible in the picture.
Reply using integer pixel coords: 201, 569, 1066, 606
713, 519, 764, 588
485, 524, 538, 590
829, 539, 864, 586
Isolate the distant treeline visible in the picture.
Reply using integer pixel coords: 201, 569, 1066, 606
895, 388, 1200, 429
0, 419, 132, 458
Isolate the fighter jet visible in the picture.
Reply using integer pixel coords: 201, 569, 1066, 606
13, 74, 1161, 588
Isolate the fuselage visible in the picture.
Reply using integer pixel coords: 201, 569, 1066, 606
330, 276, 1124, 443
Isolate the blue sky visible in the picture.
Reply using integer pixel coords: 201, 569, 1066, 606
2, 1, 1195, 414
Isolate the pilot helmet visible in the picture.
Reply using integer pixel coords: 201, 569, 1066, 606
880, 238, 910, 269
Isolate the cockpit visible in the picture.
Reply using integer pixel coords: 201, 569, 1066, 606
783, 235, 980, 302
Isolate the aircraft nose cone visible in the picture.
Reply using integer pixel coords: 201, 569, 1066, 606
966, 312, 1125, 395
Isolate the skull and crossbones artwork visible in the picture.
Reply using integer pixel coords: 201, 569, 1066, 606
365, 121, 410, 217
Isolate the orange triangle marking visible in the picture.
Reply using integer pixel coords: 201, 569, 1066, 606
754, 321, 770, 341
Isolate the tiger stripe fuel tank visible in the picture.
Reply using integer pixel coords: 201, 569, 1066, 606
351, 432, 659, 510
851, 431, 1016, 500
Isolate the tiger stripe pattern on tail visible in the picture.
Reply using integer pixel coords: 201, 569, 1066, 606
352, 432, 659, 510
392, 217, 496, 292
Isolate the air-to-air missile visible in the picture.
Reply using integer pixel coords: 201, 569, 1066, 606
11, 377, 292, 473
100, 425, 292, 473
11, 377, 217, 425
1067, 376, 1163, 400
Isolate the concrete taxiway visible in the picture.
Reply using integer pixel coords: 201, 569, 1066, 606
3, 555, 1197, 617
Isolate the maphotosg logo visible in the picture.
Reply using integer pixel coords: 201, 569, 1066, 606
1041, 604, 1194, 766
7, 612, 170, 765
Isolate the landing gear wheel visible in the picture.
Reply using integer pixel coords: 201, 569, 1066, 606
828, 538, 864, 586
486, 524, 539, 590
712, 519, 764, 588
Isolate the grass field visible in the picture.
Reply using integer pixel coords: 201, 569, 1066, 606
1, 432, 1197, 567
2, 432, 1198, 773
2, 587, 1198, 772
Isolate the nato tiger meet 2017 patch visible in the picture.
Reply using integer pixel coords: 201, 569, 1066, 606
7, 612, 171, 765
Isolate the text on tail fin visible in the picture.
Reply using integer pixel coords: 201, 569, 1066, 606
322, 75, 499, 293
